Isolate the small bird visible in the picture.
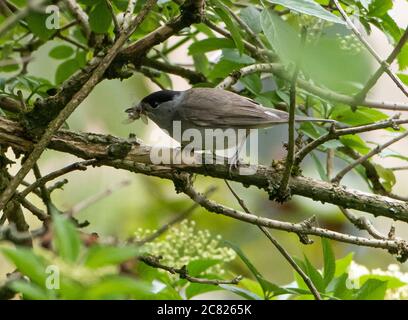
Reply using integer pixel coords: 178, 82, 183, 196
125, 88, 334, 165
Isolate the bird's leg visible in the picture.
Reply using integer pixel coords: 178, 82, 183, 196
228, 130, 249, 174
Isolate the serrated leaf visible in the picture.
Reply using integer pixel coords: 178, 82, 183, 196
266, 0, 345, 24
89, 1, 112, 34
52, 212, 81, 262
84, 245, 140, 268
49, 45, 74, 60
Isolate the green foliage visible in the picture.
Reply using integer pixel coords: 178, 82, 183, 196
266, 0, 345, 24
1, 0, 408, 301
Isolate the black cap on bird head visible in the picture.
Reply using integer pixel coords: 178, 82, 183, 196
124, 90, 181, 124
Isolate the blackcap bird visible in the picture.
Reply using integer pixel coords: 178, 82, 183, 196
125, 88, 334, 166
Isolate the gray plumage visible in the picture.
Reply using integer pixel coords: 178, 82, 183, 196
125, 88, 334, 149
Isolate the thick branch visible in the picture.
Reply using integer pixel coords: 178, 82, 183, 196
1, 117, 408, 222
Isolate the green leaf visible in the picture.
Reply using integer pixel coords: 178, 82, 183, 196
355, 279, 388, 300
397, 73, 408, 85
185, 274, 223, 299
227, 241, 289, 299
322, 239, 335, 287
1, 247, 47, 285
186, 259, 220, 276
239, 6, 262, 33
397, 44, 408, 71
373, 164, 396, 192
188, 38, 235, 55
331, 105, 388, 126
26, 12, 55, 41
332, 273, 354, 299
303, 255, 325, 293
219, 284, 263, 300
9, 280, 50, 300
221, 48, 255, 64
360, 274, 406, 290
84, 245, 140, 268
49, 45, 74, 60
261, 8, 299, 63
335, 253, 354, 277
89, 1, 112, 33
52, 212, 81, 262
368, 0, 393, 18
310, 151, 328, 181
214, 5, 244, 54
239, 278, 264, 298
83, 275, 151, 299
209, 60, 243, 80
340, 135, 370, 155
185, 282, 221, 299
266, 0, 345, 24
240, 74, 263, 94
55, 59, 81, 84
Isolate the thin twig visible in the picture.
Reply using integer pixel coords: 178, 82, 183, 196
295, 117, 408, 165
332, 0, 408, 99
136, 186, 217, 245
332, 131, 408, 184
19, 159, 98, 200
0, 0, 158, 215
224, 180, 321, 300
63, 0, 91, 38
65, 180, 131, 216
339, 207, 387, 240
140, 255, 242, 285
218, 63, 408, 111
182, 182, 408, 260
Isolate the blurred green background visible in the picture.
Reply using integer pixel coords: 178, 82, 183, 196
2, 30, 408, 293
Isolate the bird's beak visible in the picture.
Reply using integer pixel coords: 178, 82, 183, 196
124, 102, 149, 124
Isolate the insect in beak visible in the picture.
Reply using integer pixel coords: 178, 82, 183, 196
123, 103, 149, 124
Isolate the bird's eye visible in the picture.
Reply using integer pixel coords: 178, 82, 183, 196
152, 102, 159, 108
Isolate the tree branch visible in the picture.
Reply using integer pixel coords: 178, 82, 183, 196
218, 63, 408, 111
2, 116, 408, 222
0, 0, 158, 215
139, 255, 242, 285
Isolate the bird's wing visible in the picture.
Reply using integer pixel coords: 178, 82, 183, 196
173, 88, 289, 128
